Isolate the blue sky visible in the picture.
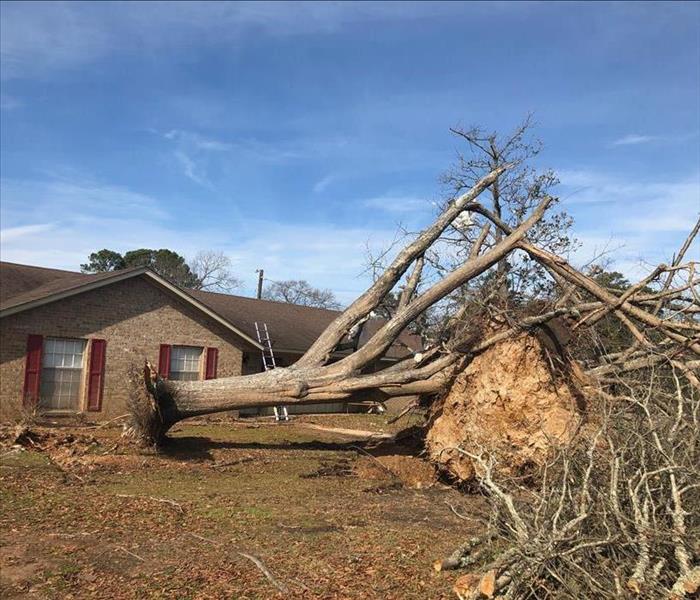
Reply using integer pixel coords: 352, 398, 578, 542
1, 1, 698, 302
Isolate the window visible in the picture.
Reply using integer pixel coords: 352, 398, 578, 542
169, 346, 203, 381
40, 338, 86, 410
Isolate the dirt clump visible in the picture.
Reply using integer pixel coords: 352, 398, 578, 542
425, 332, 585, 482
355, 454, 437, 489
301, 458, 354, 478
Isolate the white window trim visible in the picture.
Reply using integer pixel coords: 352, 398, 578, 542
169, 345, 204, 381
40, 337, 88, 413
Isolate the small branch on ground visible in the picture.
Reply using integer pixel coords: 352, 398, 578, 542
116, 493, 184, 513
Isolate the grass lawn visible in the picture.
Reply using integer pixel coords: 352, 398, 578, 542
0, 415, 486, 599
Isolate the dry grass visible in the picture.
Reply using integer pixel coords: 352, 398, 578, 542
0, 415, 484, 599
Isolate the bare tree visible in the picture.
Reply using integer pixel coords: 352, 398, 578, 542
262, 279, 341, 309
190, 251, 242, 293
439, 116, 574, 304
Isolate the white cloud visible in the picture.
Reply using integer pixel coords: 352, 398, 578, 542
313, 174, 336, 194
0, 173, 399, 303
225, 221, 398, 302
160, 129, 233, 187
608, 132, 699, 148
173, 150, 212, 188
0, 223, 56, 243
1, 2, 113, 79
558, 169, 699, 218
0, 175, 169, 223
611, 134, 656, 146
2, 168, 696, 304
163, 129, 232, 152
557, 169, 700, 279
362, 194, 431, 213
159, 128, 348, 186
1, 2, 492, 81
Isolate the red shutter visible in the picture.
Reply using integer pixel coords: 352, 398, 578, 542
158, 344, 171, 379
87, 339, 107, 411
22, 334, 43, 407
205, 347, 218, 380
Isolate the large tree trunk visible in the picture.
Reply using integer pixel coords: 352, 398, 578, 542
134, 166, 547, 443
133, 159, 699, 446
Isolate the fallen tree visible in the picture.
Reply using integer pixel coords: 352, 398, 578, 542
127, 124, 699, 598
131, 156, 699, 448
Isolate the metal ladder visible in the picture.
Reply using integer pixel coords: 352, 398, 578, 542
254, 322, 289, 421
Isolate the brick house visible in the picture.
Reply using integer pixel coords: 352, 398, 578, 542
0, 262, 416, 421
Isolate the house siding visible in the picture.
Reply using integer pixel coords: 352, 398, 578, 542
0, 277, 251, 421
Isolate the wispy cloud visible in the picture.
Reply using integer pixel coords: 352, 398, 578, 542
362, 194, 431, 213
159, 129, 233, 188
172, 150, 211, 187
0, 223, 56, 243
0, 173, 399, 302
1, 175, 169, 223
226, 221, 398, 302
611, 134, 657, 146
558, 169, 699, 218
1, 2, 490, 80
313, 174, 336, 194
164, 129, 232, 152
0, 174, 183, 269
558, 169, 700, 278
609, 132, 699, 147
159, 128, 348, 186
1, 2, 112, 80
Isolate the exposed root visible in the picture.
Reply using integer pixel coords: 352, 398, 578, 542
440, 370, 699, 599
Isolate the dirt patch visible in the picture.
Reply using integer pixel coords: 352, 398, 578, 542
425, 333, 584, 482
301, 458, 354, 478
355, 454, 437, 489
0, 543, 52, 589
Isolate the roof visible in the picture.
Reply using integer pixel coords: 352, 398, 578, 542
0, 262, 142, 311
188, 288, 342, 353
0, 262, 91, 304
0, 261, 419, 358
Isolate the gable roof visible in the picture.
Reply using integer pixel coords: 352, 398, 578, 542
0, 263, 145, 313
0, 262, 93, 304
0, 262, 263, 348
0, 262, 419, 358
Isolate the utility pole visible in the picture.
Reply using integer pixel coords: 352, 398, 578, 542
256, 269, 264, 299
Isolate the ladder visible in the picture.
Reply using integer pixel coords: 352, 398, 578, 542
254, 322, 289, 421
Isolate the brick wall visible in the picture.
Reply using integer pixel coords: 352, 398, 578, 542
0, 276, 253, 421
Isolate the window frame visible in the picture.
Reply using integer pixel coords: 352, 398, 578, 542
39, 336, 88, 413
168, 345, 204, 381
